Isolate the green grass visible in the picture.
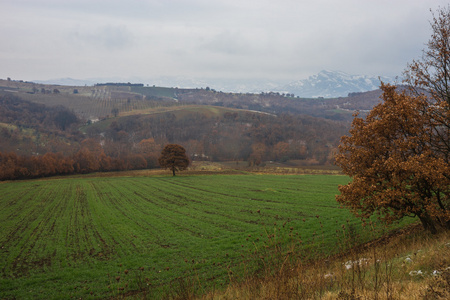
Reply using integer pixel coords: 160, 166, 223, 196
0, 174, 413, 299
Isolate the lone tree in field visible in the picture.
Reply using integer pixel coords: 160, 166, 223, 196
158, 144, 190, 176
336, 7, 449, 234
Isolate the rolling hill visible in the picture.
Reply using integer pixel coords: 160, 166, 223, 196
0, 78, 384, 121
0, 78, 387, 173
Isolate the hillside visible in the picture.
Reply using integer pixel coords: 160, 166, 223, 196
0, 78, 387, 177
0, 92, 349, 180
0, 93, 82, 156
0, 79, 174, 122
0, 78, 384, 122
80, 103, 349, 165
207, 223, 449, 300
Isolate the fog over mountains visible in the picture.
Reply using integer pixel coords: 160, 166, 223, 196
35, 70, 398, 98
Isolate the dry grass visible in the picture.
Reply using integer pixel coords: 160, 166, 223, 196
189, 161, 342, 176
39, 162, 339, 180
196, 225, 449, 300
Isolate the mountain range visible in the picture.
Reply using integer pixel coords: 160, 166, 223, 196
34, 70, 398, 98
274, 70, 398, 98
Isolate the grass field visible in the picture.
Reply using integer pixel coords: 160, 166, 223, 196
0, 174, 412, 299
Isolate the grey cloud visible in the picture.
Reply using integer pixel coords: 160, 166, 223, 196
70, 25, 134, 50
201, 31, 258, 55
2, 0, 450, 82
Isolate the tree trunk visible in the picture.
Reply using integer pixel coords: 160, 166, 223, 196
418, 213, 438, 234
172, 168, 176, 176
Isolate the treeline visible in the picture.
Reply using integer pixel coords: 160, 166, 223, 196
95, 82, 144, 87
0, 145, 160, 181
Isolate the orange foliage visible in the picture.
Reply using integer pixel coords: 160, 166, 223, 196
158, 144, 190, 176
336, 84, 449, 233
0, 137, 162, 180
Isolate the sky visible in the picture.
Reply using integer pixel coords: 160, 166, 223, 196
1, 0, 449, 84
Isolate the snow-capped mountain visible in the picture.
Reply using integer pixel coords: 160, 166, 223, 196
275, 70, 397, 98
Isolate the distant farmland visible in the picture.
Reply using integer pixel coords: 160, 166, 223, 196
0, 82, 179, 121
0, 174, 411, 299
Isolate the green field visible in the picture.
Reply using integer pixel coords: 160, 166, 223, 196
0, 174, 410, 299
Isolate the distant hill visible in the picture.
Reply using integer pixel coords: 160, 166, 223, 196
33, 77, 98, 86
0, 92, 82, 156
0, 78, 385, 122
30, 70, 398, 97
32, 76, 284, 93
0, 77, 390, 167
275, 70, 397, 98
82, 103, 349, 164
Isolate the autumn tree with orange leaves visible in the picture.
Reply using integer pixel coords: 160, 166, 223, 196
336, 84, 449, 233
336, 6, 450, 234
158, 144, 190, 176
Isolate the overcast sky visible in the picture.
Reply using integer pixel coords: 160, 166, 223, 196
1, 0, 448, 83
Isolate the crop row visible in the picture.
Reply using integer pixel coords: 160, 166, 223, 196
0, 174, 410, 298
